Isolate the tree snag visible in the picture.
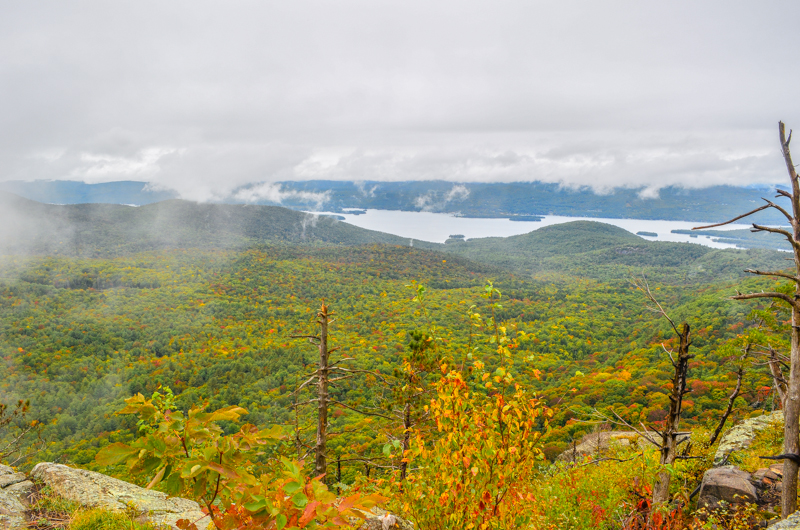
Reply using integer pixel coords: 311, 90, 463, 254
631, 278, 693, 505
693, 121, 800, 518
292, 303, 337, 478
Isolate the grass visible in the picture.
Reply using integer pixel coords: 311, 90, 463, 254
25, 484, 166, 530
728, 416, 783, 473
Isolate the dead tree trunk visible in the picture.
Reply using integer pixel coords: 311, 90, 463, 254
291, 303, 337, 480
693, 121, 800, 519
315, 304, 331, 478
630, 278, 694, 505
785, 303, 800, 518
652, 322, 692, 504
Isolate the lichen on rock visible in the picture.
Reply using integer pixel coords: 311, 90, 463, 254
714, 410, 783, 466
0, 464, 31, 530
30, 462, 212, 530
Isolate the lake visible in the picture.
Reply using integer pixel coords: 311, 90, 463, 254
314, 209, 751, 249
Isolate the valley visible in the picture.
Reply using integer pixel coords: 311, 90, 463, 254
0, 193, 792, 528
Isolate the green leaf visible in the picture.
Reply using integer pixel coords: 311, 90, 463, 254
284, 480, 303, 494
276, 514, 287, 530
292, 491, 309, 508
95, 443, 139, 466
243, 499, 267, 513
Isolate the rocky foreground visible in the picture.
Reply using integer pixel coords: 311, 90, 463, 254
0, 463, 404, 530
0, 462, 212, 530
2, 411, 800, 529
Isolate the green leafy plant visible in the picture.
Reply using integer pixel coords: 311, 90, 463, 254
97, 391, 384, 529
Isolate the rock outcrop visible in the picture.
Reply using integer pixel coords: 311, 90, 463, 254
0, 464, 33, 530
30, 463, 213, 530
0, 462, 213, 530
697, 466, 758, 510
714, 410, 783, 466
556, 430, 690, 463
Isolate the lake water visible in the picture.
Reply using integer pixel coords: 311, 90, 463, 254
314, 209, 751, 249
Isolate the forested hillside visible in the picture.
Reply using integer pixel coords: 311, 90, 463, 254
0, 193, 432, 257
0, 242, 781, 462
0, 195, 791, 528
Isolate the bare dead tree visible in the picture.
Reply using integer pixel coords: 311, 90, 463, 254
292, 303, 396, 481
630, 277, 693, 505
692, 121, 800, 519
291, 303, 338, 478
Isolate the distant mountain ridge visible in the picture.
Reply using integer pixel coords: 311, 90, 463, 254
0, 192, 430, 257
0, 179, 787, 224
0, 193, 787, 285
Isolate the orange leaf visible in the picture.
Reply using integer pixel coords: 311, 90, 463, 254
299, 500, 320, 527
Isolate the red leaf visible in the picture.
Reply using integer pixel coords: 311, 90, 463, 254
298, 500, 320, 527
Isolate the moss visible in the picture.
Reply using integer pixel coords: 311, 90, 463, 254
25, 483, 164, 530
69, 508, 162, 530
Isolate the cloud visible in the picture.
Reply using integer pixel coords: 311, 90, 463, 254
69, 147, 179, 181
0, 1, 799, 198
414, 183, 471, 212
354, 181, 377, 197
445, 184, 470, 202
233, 182, 330, 209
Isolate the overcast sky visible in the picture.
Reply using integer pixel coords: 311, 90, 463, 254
2, 1, 799, 201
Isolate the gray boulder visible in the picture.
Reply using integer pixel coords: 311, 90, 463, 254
697, 466, 758, 510
31, 462, 213, 530
0, 465, 32, 530
714, 410, 783, 466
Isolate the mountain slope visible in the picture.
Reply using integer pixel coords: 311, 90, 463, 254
441, 221, 788, 283
0, 193, 436, 257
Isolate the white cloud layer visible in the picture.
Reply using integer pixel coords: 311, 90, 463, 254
1, 1, 799, 201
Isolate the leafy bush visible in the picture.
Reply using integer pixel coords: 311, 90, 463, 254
96, 388, 384, 530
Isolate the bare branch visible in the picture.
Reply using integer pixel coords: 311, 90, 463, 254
291, 375, 318, 395
570, 453, 643, 468
327, 375, 356, 383
330, 367, 390, 384
630, 276, 680, 336
743, 269, 800, 284
586, 407, 662, 448
290, 334, 320, 345
708, 365, 744, 447
329, 357, 354, 367
762, 198, 794, 224
693, 204, 771, 230
329, 400, 394, 421
751, 224, 800, 251
732, 291, 796, 307
662, 344, 677, 368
